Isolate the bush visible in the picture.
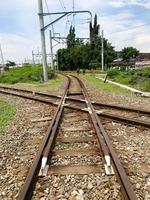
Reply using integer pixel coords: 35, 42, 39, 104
107, 68, 120, 78
143, 81, 150, 92
107, 67, 150, 92
89, 61, 100, 70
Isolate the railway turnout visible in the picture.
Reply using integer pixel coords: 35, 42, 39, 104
0, 75, 149, 199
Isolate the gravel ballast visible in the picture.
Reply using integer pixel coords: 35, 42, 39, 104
82, 77, 150, 200
0, 75, 149, 200
0, 95, 56, 199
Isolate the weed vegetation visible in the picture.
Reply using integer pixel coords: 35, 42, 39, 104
0, 64, 52, 84
107, 67, 150, 92
0, 99, 15, 134
83, 74, 129, 95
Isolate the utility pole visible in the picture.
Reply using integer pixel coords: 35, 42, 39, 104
57, 52, 59, 71
101, 30, 104, 72
38, 0, 48, 81
73, 0, 75, 26
49, 30, 54, 70
0, 44, 4, 65
38, 9, 92, 74
32, 50, 35, 64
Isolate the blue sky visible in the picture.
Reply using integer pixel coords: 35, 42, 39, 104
0, 0, 150, 63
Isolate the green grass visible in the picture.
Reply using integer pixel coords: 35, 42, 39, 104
0, 99, 15, 134
0, 64, 52, 84
32, 74, 64, 90
82, 74, 130, 95
0, 65, 64, 90
107, 67, 150, 92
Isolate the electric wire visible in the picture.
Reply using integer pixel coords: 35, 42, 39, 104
110, 22, 150, 35
58, 0, 66, 11
44, 0, 55, 35
106, 26, 150, 47
64, 16, 69, 35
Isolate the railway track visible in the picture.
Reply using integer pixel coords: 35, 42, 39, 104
10, 74, 141, 200
0, 81, 150, 128
0, 76, 149, 199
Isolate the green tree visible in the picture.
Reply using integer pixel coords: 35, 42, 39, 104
58, 16, 117, 70
67, 25, 76, 48
89, 14, 116, 68
90, 14, 100, 49
120, 47, 139, 61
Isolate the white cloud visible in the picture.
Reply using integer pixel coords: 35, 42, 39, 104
100, 12, 136, 35
109, 1, 126, 8
75, 0, 103, 9
99, 12, 150, 52
109, 0, 150, 9
0, 0, 150, 63
0, 33, 38, 63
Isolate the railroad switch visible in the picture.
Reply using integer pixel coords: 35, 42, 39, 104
82, 107, 92, 114
62, 103, 70, 107
104, 155, 114, 175
39, 157, 49, 176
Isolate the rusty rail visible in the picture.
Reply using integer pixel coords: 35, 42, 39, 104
18, 76, 71, 200
67, 97, 150, 115
0, 87, 149, 128
16, 74, 139, 200
70, 75, 137, 200
0, 84, 149, 116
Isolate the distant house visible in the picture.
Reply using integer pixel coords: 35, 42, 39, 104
113, 58, 123, 62
135, 53, 150, 67
115, 52, 150, 61
137, 53, 150, 61
112, 58, 135, 68
0, 65, 9, 71
0, 66, 5, 71
113, 52, 150, 68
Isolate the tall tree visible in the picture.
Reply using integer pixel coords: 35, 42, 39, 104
58, 18, 117, 70
90, 14, 100, 49
67, 25, 76, 48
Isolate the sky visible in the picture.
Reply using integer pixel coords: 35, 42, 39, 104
0, 0, 150, 63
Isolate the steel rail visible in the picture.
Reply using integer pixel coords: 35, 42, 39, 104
0, 88, 149, 128
0, 85, 60, 99
10, 74, 138, 199
70, 75, 137, 200
0, 85, 150, 115
65, 104, 150, 128
67, 97, 150, 115
98, 112, 150, 128
18, 77, 71, 200
0, 89, 58, 106
0, 87, 149, 128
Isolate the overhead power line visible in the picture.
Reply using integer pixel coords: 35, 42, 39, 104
110, 22, 150, 35
44, 0, 55, 35
64, 16, 69, 35
58, 0, 66, 11
58, 0, 67, 35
